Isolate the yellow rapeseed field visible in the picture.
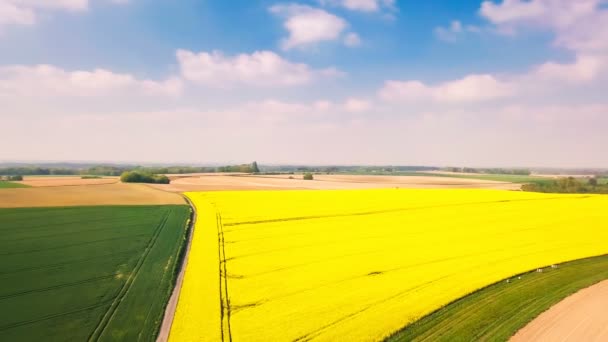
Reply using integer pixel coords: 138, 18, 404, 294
169, 189, 608, 341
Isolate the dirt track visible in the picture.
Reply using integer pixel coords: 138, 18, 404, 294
149, 174, 521, 192
511, 280, 608, 342
156, 196, 196, 342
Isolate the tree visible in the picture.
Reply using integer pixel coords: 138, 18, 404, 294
251, 161, 260, 173
589, 177, 598, 186
303, 172, 314, 180
120, 171, 170, 184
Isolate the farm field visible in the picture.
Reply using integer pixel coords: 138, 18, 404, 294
170, 189, 608, 341
151, 173, 519, 192
388, 254, 608, 341
17, 176, 119, 187
0, 205, 190, 341
0, 183, 185, 208
420, 171, 551, 184
0, 182, 29, 189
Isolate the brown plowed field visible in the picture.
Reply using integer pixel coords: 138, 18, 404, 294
149, 174, 520, 192
511, 280, 608, 342
0, 183, 185, 208
18, 176, 119, 187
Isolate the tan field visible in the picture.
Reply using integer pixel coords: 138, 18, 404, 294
149, 173, 521, 192
18, 176, 119, 187
0, 182, 185, 208
511, 280, 608, 342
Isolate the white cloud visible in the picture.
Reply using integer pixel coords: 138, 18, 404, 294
343, 32, 361, 46
480, 0, 608, 54
533, 54, 605, 83
176, 49, 342, 87
434, 20, 463, 42
379, 74, 513, 103
0, 0, 124, 29
270, 4, 353, 50
0, 2, 35, 27
343, 97, 371, 112
319, 0, 396, 12
0, 64, 182, 97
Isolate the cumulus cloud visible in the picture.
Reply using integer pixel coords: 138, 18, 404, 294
480, 0, 608, 53
270, 4, 357, 49
319, 0, 396, 12
379, 74, 513, 103
0, 0, 125, 29
396, 0, 608, 108
176, 49, 343, 87
0, 64, 182, 97
532, 54, 605, 83
343, 97, 371, 112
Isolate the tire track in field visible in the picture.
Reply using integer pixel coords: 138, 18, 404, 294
217, 212, 233, 342
222, 196, 588, 230
293, 273, 458, 342
0, 249, 139, 276
2, 223, 150, 243
87, 209, 170, 342
0, 274, 116, 300
0, 300, 113, 332
137, 209, 180, 341
0, 233, 150, 256
0, 212, 161, 232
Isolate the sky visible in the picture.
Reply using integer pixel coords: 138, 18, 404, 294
1, 0, 607, 167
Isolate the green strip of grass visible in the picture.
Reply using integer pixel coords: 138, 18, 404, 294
415, 172, 551, 184
0, 182, 30, 188
386, 254, 608, 342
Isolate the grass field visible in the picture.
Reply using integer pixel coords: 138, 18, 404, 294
417, 172, 550, 184
0, 181, 29, 189
0, 205, 190, 341
387, 254, 608, 341
170, 189, 608, 341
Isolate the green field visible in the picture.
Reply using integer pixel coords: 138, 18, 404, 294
0, 205, 190, 341
0, 182, 29, 189
415, 172, 551, 184
387, 254, 608, 342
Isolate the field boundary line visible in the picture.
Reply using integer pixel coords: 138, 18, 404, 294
217, 212, 233, 341
0, 300, 114, 332
88, 209, 170, 342
156, 198, 196, 342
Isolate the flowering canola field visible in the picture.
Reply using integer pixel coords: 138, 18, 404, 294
169, 189, 608, 341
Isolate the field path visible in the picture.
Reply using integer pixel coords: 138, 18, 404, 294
511, 280, 608, 342
156, 197, 196, 342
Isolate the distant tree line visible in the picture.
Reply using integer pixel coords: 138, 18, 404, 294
443, 167, 531, 176
522, 177, 608, 194
217, 162, 260, 173
0, 175, 23, 181
120, 171, 170, 184
0, 162, 261, 176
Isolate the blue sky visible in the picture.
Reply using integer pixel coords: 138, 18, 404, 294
1, 0, 607, 167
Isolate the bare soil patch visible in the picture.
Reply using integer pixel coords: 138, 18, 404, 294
511, 280, 608, 342
0, 183, 185, 208
149, 174, 520, 192
18, 176, 119, 187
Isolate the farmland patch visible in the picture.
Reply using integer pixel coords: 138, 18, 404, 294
0, 205, 190, 341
